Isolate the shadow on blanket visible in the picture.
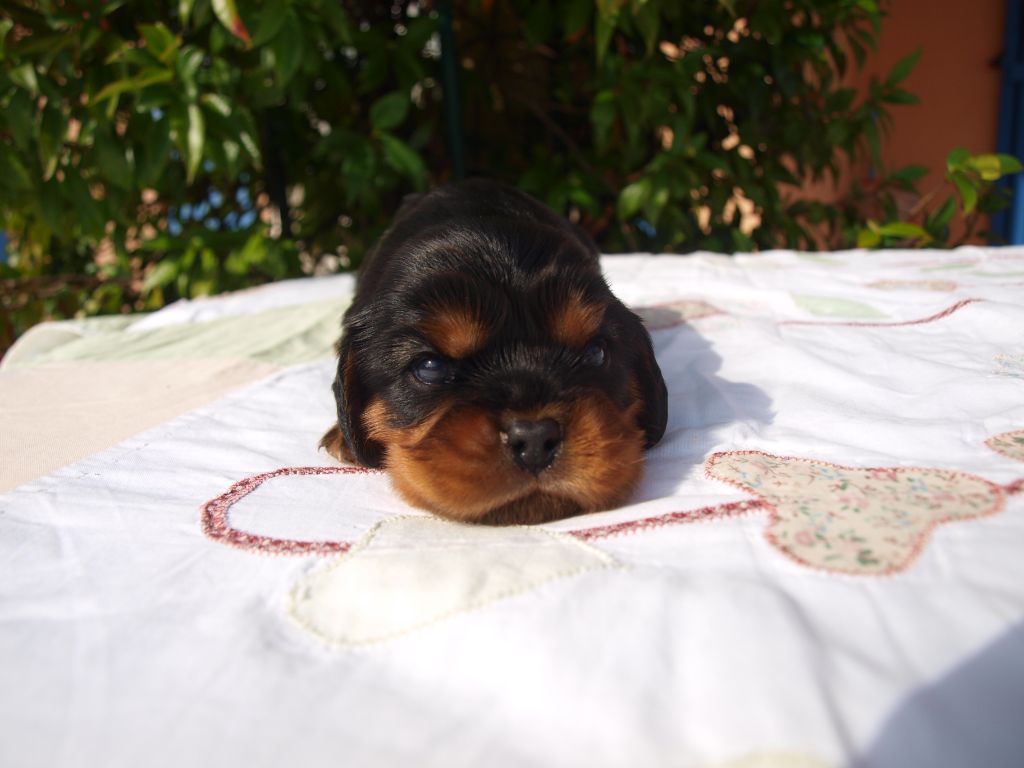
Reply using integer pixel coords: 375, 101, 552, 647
635, 323, 774, 501
855, 620, 1024, 768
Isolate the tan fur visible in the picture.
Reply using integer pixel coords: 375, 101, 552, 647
420, 304, 489, 359
549, 291, 605, 348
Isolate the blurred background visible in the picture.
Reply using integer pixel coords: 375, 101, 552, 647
1, 0, 1021, 354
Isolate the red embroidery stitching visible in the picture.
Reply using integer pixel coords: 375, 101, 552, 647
201, 465, 376, 556
568, 499, 767, 541
201, 441, 1018, 568
779, 298, 982, 328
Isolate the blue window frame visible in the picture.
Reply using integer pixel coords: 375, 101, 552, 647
996, 0, 1024, 243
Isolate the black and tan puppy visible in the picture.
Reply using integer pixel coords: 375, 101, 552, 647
321, 180, 667, 525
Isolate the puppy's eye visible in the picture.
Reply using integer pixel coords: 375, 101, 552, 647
581, 341, 606, 367
412, 356, 453, 385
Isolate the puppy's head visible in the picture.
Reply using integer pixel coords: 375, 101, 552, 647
327, 229, 667, 525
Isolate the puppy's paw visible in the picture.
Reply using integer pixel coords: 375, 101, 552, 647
319, 424, 357, 465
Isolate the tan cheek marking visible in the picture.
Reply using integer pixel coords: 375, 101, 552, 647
419, 305, 489, 359
550, 292, 605, 348
386, 407, 531, 520
543, 393, 646, 512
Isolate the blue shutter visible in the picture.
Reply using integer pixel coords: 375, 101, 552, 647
995, 0, 1024, 243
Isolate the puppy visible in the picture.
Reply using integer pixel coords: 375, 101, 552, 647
321, 180, 667, 525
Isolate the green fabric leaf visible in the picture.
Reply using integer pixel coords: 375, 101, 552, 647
793, 294, 887, 319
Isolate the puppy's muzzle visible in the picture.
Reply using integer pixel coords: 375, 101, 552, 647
501, 417, 562, 475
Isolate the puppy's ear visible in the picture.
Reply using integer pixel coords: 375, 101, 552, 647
630, 318, 668, 448
324, 330, 385, 468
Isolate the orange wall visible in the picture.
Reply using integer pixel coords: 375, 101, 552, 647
859, 0, 1005, 193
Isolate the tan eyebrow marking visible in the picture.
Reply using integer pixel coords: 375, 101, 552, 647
419, 302, 490, 359
549, 291, 605, 347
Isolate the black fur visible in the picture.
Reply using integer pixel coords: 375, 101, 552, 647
330, 179, 668, 467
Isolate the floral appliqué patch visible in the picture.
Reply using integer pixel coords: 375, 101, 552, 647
987, 430, 1024, 463
705, 451, 1007, 574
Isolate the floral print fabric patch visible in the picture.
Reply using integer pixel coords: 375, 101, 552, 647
705, 451, 1006, 575
987, 430, 1024, 463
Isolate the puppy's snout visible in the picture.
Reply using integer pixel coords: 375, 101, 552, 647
501, 418, 562, 475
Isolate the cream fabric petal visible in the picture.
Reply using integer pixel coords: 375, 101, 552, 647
288, 515, 616, 646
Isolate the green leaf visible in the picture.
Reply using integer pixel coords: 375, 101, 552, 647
212, 0, 252, 45
633, 4, 659, 56
38, 178, 64, 231
179, 0, 196, 26
618, 177, 652, 219
139, 23, 178, 62
883, 88, 919, 105
951, 171, 978, 214
885, 48, 921, 87
825, 87, 857, 113
998, 154, 1024, 175
590, 89, 617, 151
857, 227, 881, 248
889, 164, 928, 184
176, 46, 205, 100
38, 105, 64, 181
8, 63, 39, 94
171, 104, 206, 183
875, 221, 929, 241
200, 93, 232, 117
143, 259, 180, 292
5, 89, 34, 150
253, 0, 289, 46
0, 18, 14, 58
65, 172, 105, 239
94, 129, 134, 189
0, 151, 33, 193
370, 92, 410, 131
269, 11, 303, 85
930, 196, 957, 229
185, 103, 205, 183
595, 0, 622, 64
92, 68, 174, 104
967, 154, 1004, 182
138, 115, 172, 186
946, 147, 970, 173
864, 118, 881, 167
379, 133, 426, 188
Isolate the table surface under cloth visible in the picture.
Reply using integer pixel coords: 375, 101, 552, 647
2, 247, 1023, 768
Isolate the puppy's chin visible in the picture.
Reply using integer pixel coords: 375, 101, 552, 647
365, 394, 646, 525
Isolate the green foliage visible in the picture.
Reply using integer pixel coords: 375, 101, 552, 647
0, 0, 1005, 353
857, 149, 1023, 248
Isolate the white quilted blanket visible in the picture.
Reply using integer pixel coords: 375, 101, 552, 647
2, 247, 1023, 768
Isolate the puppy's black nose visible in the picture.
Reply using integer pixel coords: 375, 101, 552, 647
502, 418, 562, 474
